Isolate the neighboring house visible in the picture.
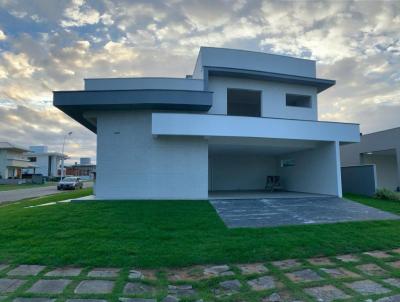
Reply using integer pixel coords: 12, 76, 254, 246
23, 146, 67, 178
66, 157, 96, 179
53, 47, 360, 199
0, 142, 35, 179
341, 127, 400, 191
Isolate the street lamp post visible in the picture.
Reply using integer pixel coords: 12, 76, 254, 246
60, 132, 72, 180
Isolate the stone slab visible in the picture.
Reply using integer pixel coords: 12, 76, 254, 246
7, 265, 45, 276
168, 284, 196, 298
320, 267, 360, 279
356, 263, 388, 276
376, 295, 400, 302
210, 197, 400, 228
364, 251, 392, 259
286, 269, 323, 283
214, 279, 242, 296
237, 263, 268, 275
304, 285, 350, 302
74, 280, 115, 294
384, 278, 400, 288
45, 267, 82, 277
308, 257, 334, 266
123, 282, 154, 295
167, 266, 205, 281
247, 276, 275, 291
161, 296, 178, 302
67, 300, 108, 302
0, 265, 9, 273
345, 280, 391, 295
391, 248, 400, 254
13, 299, 55, 302
87, 268, 120, 278
272, 259, 301, 270
0, 279, 26, 293
336, 254, 360, 263
203, 265, 234, 277
120, 299, 156, 302
27, 279, 71, 294
388, 261, 400, 269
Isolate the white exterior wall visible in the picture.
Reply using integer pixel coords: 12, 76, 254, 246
195, 47, 316, 78
364, 154, 398, 190
207, 77, 318, 120
85, 78, 204, 91
278, 141, 342, 196
25, 154, 60, 177
96, 110, 208, 199
152, 113, 360, 143
209, 154, 277, 191
35, 155, 49, 176
0, 150, 7, 179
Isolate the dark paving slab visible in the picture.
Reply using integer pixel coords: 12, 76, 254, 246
210, 196, 400, 228
0, 279, 26, 293
27, 279, 71, 294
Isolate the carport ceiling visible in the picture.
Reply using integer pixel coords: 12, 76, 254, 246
208, 137, 323, 156
363, 149, 396, 156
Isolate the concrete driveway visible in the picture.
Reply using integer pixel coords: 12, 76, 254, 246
210, 196, 400, 228
0, 182, 93, 205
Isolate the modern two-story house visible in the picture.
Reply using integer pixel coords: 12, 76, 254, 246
54, 47, 360, 199
0, 142, 36, 181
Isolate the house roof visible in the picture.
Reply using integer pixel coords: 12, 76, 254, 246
53, 89, 213, 133
194, 47, 335, 93
0, 142, 29, 152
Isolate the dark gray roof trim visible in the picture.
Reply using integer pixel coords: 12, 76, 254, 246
204, 66, 335, 92
53, 89, 213, 133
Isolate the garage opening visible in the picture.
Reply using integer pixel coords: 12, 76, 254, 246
208, 137, 341, 198
227, 88, 261, 117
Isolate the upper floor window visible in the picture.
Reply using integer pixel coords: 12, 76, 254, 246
28, 157, 37, 162
227, 88, 261, 117
286, 94, 312, 108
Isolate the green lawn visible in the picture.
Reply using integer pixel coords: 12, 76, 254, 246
0, 182, 57, 191
1, 191, 400, 268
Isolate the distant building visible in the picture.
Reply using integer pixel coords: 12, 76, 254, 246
79, 157, 91, 165
66, 157, 96, 179
23, 146, 67, 178
0, 142, 35, 179
341, 127, 400, 191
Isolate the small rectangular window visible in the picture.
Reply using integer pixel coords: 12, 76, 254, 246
281, 159, 295, 167
28, 157, 37, 162
286, 94, 312, 108
227, 88, 261, 117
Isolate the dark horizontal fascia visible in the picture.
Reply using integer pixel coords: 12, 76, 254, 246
53, 89, 213, 133
205, 66, 335, 92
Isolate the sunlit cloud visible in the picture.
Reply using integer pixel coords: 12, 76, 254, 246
0, 0, 399, 163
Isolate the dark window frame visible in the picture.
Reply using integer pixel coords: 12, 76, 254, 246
227, 88, 262, 117
286, 94, 312, 108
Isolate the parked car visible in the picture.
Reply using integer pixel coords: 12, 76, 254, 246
57, 177, 83, 190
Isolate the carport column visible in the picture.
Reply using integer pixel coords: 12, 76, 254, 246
335, 141, 343, 197
396, 147, 400, 191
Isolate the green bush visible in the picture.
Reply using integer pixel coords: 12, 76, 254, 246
374, 188, 400, 201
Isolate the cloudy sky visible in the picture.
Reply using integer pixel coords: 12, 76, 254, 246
0, 0, 399, 163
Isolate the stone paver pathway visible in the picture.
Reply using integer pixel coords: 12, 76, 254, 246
3, 248, 400, 301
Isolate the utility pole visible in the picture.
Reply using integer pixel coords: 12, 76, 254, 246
60, 131, 72, 180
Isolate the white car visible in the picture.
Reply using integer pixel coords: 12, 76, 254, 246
57, 177, 83, 190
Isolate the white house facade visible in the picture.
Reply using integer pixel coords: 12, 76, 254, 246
0, 142, 35, 180
23, 146, 66, 178
54, 47, 360, 199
